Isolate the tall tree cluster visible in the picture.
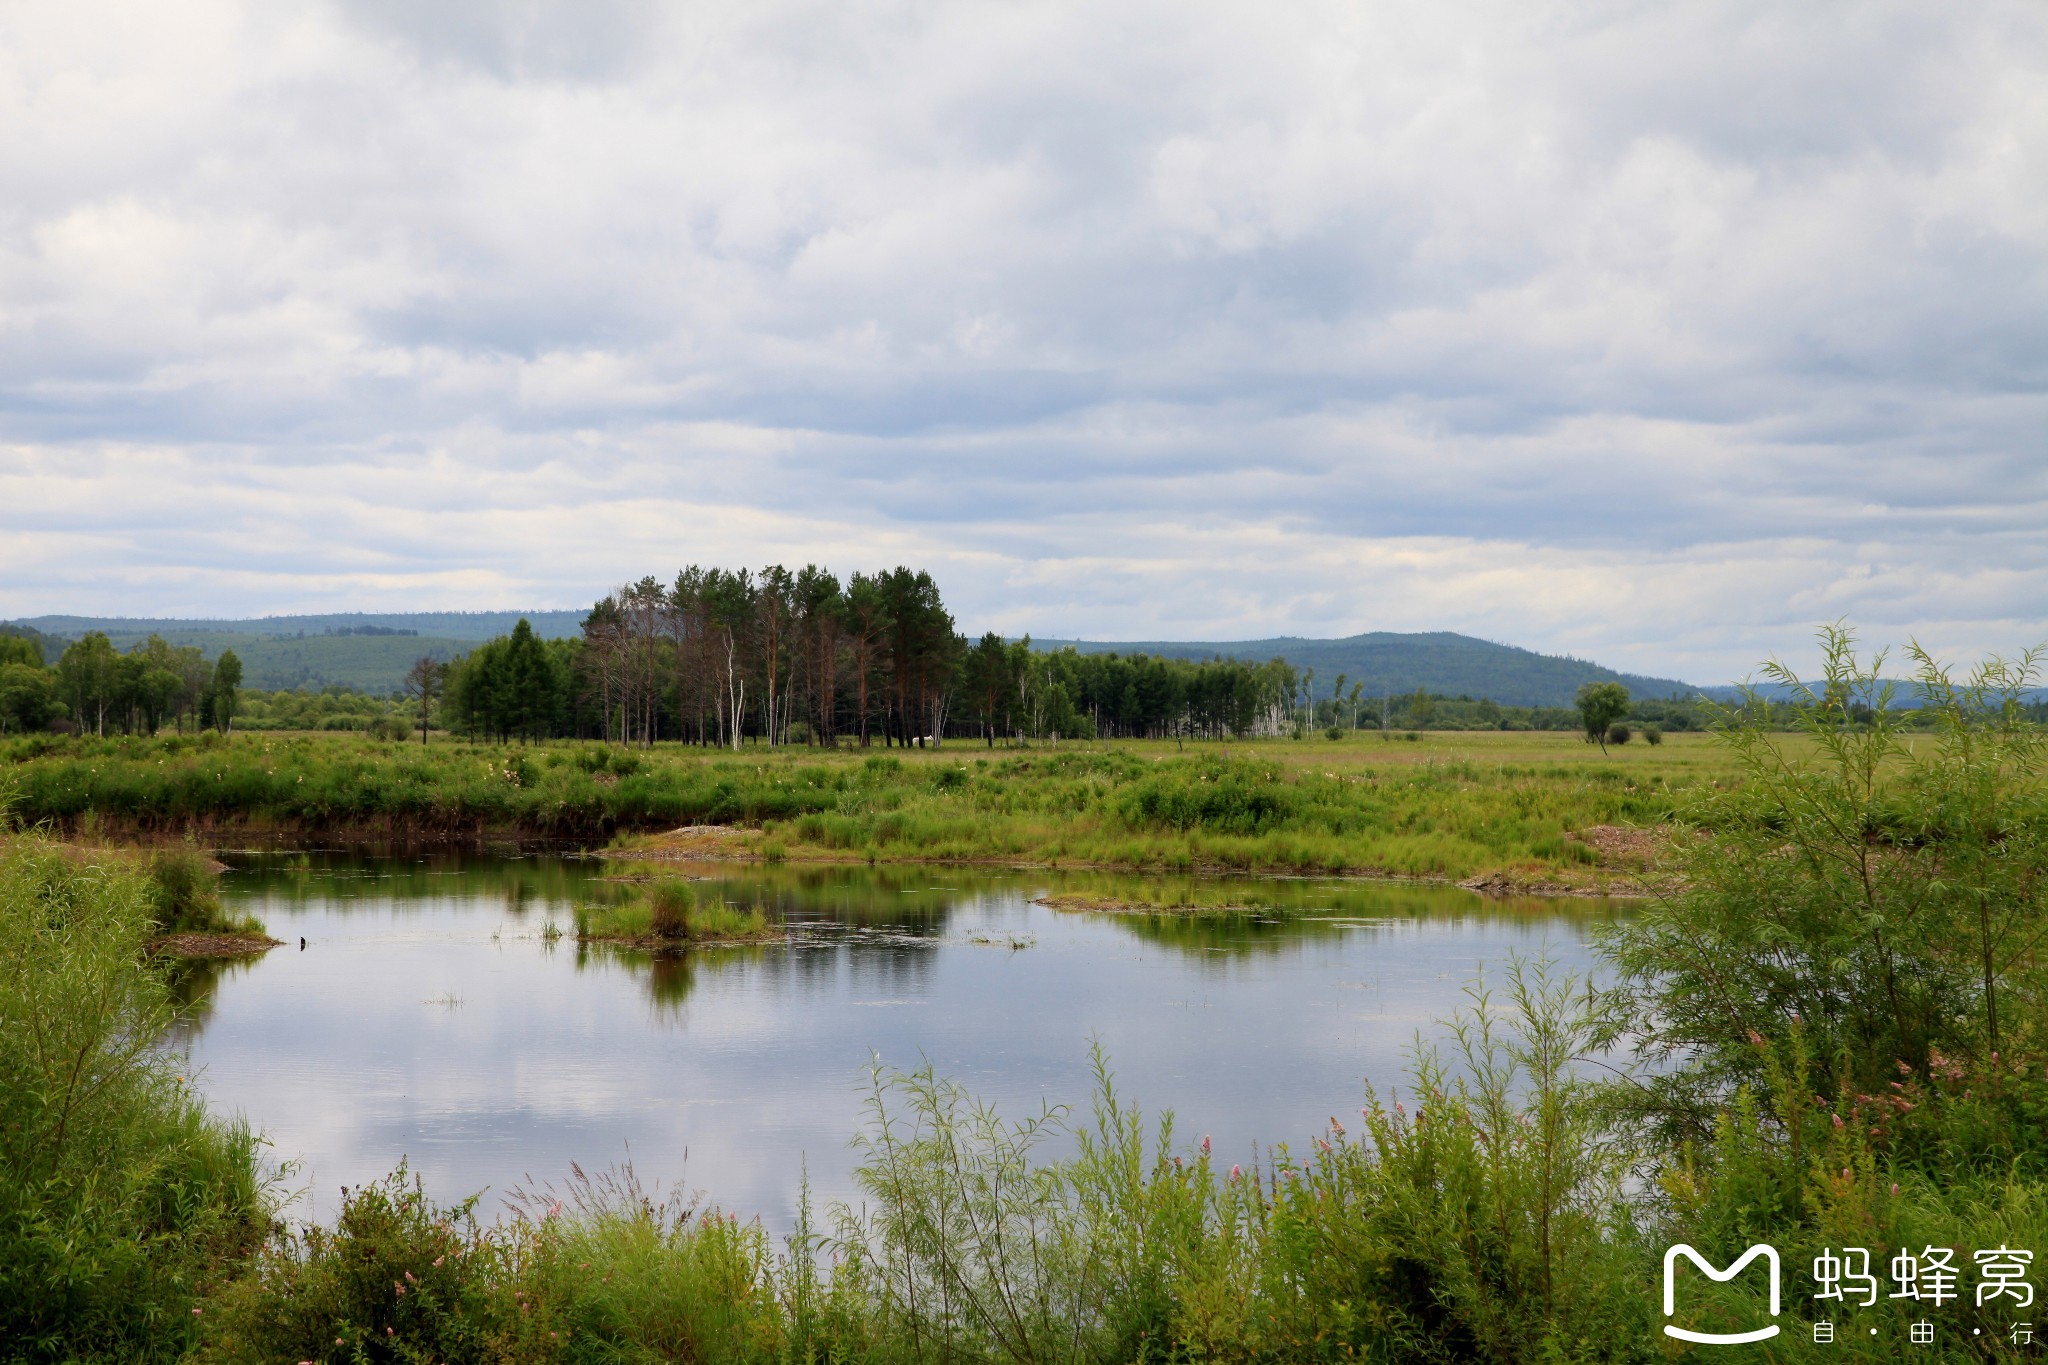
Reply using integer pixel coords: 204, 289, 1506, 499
434, 565, 1306, 748
19, 632, 242, 736
440, 622, 583, 744
569, 565, 960, 748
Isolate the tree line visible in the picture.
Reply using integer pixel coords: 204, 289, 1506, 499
434, 565, 1309, 748
0, 629, 243, 737
3, 578, 1757, 746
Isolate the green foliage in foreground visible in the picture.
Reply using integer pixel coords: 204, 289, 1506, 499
0, 837, 269, 1363
1606, 628, 2048, 1132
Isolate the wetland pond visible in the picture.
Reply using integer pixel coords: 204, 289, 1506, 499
173, 852, 1619, 1232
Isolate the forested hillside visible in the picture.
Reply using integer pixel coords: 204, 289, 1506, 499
1044, 631, 1697, 708
16, 610, 586, 642
6, 614, 585, 692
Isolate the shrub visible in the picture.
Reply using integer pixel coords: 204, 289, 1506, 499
647, 880, 693, 939
1605, 723, 1630, 745
1603, 624, 2048, 1126
143, 846, 261, 936
201, 1167, 536, 1363
144, 846, 222, 932
1642, 723, 1662, 745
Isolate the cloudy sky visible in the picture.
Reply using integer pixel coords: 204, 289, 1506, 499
3, 0, 2044, 681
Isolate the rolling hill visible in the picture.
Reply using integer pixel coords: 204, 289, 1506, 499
1035, 632, 1701, 709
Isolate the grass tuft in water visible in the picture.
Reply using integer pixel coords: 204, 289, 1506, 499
574, 878, 778, 945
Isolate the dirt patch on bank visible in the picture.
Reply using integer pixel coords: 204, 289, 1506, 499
147, 932, 283, 959
612, 825, 762, 863
1573, 824, 1671, 868
1459, 823, 1682, 898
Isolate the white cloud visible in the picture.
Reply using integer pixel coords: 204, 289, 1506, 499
2, 0, 2045, 679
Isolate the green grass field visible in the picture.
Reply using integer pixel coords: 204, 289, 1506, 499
0, 728, 1767, 888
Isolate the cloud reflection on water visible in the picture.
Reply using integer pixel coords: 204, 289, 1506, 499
176, 853, 1612, 1231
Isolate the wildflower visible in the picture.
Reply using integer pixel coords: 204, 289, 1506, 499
1892, 1183, 1901, 1197
1832, 1113, 1844, 1129
405, 1270, 416, 1283
192, 1308, 202, 1316
433, 1255, 444, 1267
1200, 1136, 1211, 1155
1230, 1164, 1242, 1180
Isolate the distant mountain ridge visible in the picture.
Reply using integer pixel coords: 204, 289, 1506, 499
10, 615, 1706, 706
5, 612, 589, 693
1034, 631, 1703, 709
15, 611, 588, 642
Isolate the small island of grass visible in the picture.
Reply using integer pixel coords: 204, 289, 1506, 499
1032, 892, 1251, 916
574, 878, 783, 948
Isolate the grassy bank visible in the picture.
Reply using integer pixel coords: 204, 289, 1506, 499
1, 729, 1713, 888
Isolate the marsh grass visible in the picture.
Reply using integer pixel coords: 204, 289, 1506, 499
2, 730, 1712, 885
143, 845, 265, 937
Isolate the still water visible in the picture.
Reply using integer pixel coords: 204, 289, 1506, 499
174, 853, 1615, 1231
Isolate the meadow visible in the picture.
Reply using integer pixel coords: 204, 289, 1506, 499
0, 728, 1735, 890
